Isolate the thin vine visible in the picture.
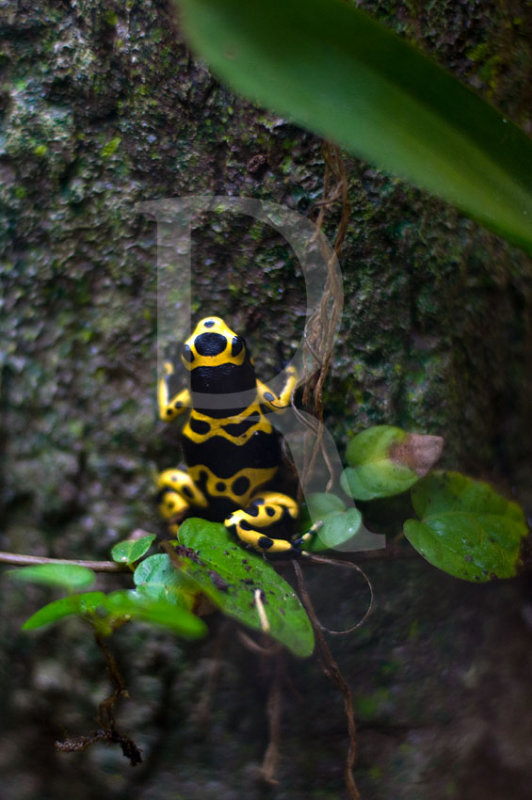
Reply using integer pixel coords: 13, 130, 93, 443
293, 558, 360, 800
294, 140, 351, 494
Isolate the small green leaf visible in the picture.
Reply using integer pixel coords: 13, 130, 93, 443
111, 534, 156, 565
174, 518, 315, 658
133, 554, 196, 608
301, 494, 363, 553
306, 492, 346, 517
9, 564, 96, 591
174, 0, 532, 253
342, 425, 442, 500
404, 471, 529, 581
22, 592, 107, 630
304, 507, 363, 554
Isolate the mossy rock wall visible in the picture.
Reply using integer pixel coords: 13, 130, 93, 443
1, 1, 532, 798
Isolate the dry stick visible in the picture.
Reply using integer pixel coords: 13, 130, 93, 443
236, 631, 284, 783
0, 543, 415, 583
56, 629, 142, 765
254, 587, 271, 633
0, 550, 129, 572
237, 630, 283, 657
293, 559, 360, 800
94, 631, 129, 726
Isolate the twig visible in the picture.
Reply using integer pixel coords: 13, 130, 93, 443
55, 631, 142, 766
0, 540, 415, 576
254, 588, 271, 633
237, 630, 282, 657
293, 559, 361, 800
273, 542, 417, 568
0, 551, 130, 572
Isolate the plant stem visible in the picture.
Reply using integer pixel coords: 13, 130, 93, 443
0, 542, 413, 573
0, 550, 129, 572
293, 559, 361, 800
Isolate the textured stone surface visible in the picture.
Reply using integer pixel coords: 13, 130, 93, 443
1, 0, 532, 798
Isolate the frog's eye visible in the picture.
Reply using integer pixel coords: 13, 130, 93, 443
195, 332, 227, 356
231, 336, 244, 357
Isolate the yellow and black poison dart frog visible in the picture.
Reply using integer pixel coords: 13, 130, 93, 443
157, 317, 312, 555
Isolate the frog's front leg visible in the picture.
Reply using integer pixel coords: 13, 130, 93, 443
157, 467, 208, 534
224, 491, 301, 555
257, 365, 298, 413
158, 361, 191, 422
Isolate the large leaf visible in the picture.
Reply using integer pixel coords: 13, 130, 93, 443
404, 471, 529, 581
174, 0, 532, 253
172, 518, 315, 658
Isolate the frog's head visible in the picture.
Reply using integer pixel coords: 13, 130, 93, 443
182, 317, 247, 370
183, 317, 257, 405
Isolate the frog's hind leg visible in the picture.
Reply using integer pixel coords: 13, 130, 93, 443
225, 491, 301, 555
156, 468, 208, 534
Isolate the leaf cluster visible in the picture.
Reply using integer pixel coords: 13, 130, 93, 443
340, 425, 528, 581
10, 527, 315, 657
7, 423, 529, 664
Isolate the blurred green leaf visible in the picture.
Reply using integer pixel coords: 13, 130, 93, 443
174, 0, 532, 253
111, 534, 156, 565
103, 590, 207, 638
174, 518, 315, 658
9, 564, 96, 591
22, 586, 207, 639
22, 592, 106, 630
404, 471, 529, 581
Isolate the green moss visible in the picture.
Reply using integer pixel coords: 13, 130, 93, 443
104, 10, 118, 26
100, 135, 121, 158
356, 688, 394, 722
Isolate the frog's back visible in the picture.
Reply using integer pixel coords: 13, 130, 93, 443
181, 317, 282, 519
